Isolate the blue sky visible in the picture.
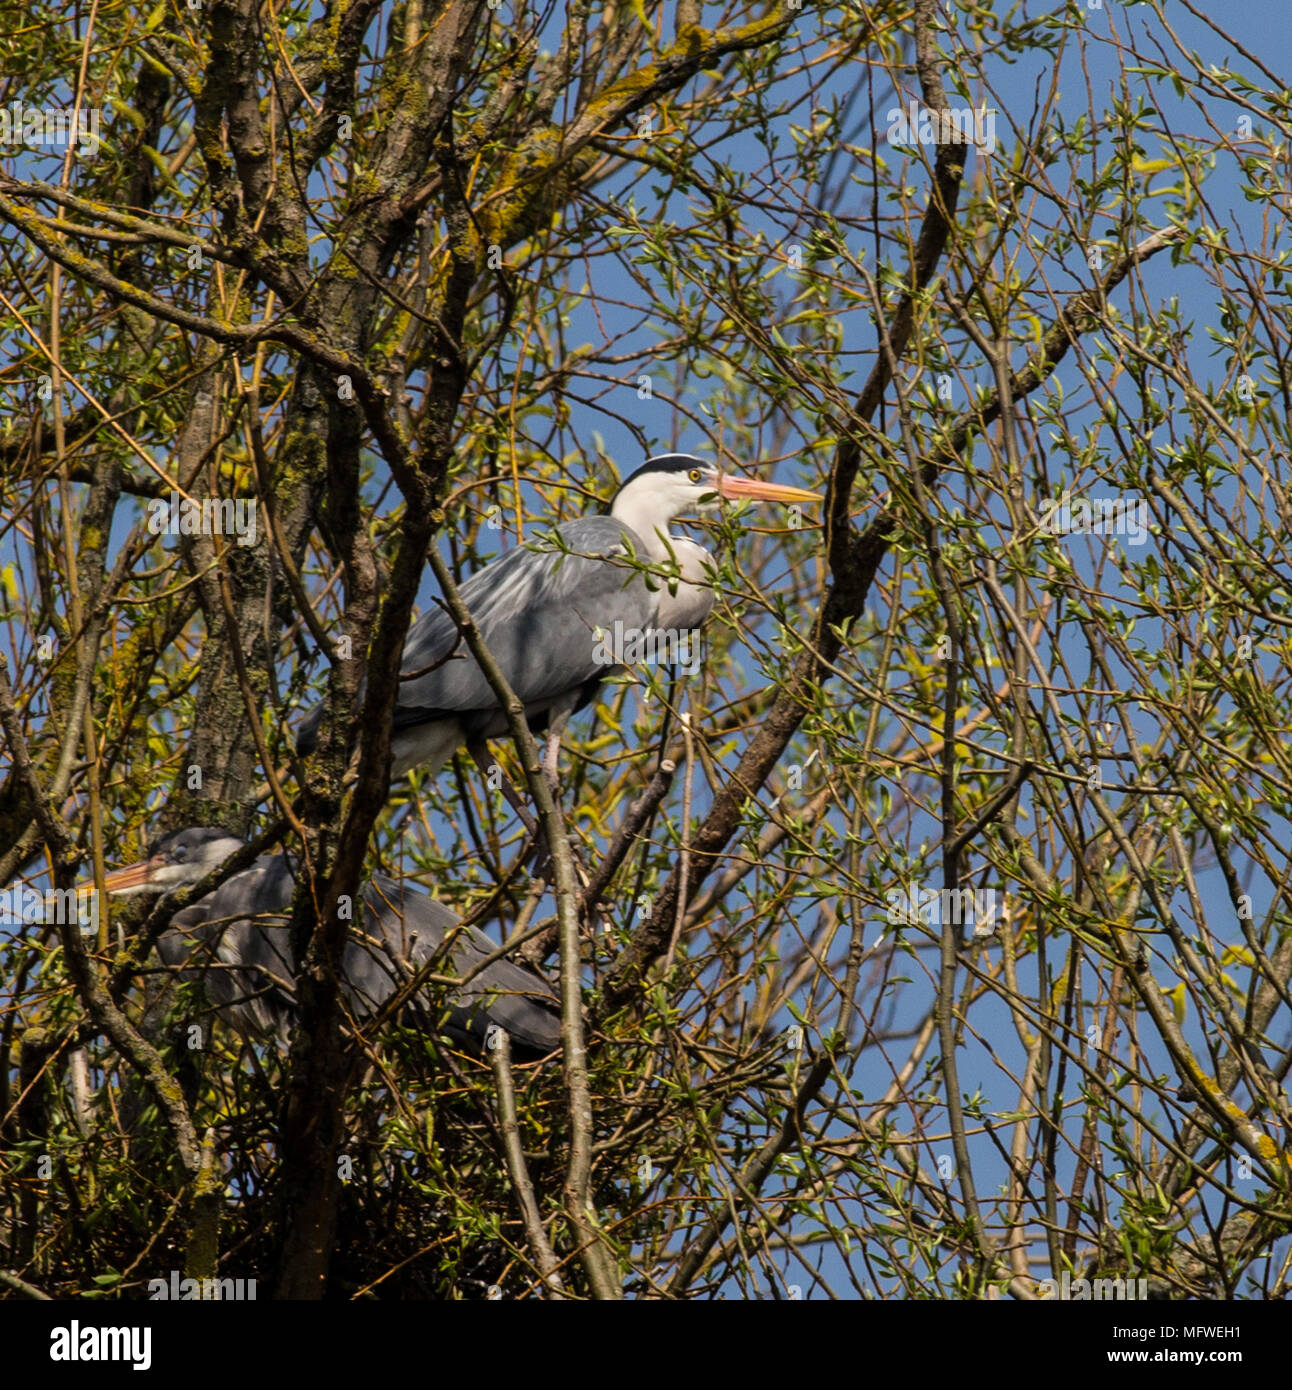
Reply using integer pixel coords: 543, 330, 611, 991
4, 0, 1292, 1296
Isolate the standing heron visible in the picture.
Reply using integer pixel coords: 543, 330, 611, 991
296, 453, 819, 781
102, 827, 561, 1057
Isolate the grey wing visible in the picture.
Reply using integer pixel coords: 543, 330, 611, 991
358, 876, 561, 1056
295, 701, 323, 756
341, 877, 446, 1018
440, 921, 562, 1056
156, 899, 213, 978
158, 859, 296, 1038
394, 516, 658, 727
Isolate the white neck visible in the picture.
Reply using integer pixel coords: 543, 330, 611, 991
610, 480, 686, 560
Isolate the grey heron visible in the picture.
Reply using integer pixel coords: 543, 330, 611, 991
102, 827, 561, 1058
296, 453, 820, 782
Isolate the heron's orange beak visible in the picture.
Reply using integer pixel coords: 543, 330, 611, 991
95, 856, 163, 894
716, 474, 821, 505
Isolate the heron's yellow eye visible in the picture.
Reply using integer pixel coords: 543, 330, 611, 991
688, 469, 702, 483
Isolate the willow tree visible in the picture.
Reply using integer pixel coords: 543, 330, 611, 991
2, 0, 1291, 1301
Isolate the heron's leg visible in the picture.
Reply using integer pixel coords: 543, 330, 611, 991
542, 727, 563, 792
542, 693, 578, 794
468, 741, 540, 837
465, 740, 563, 880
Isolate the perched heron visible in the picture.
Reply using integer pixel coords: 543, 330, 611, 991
102, 827, 561, 1058
297, 453, 819, 781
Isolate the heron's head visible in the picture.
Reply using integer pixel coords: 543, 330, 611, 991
100, 826, 244, 896
610, 453, 820, 537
